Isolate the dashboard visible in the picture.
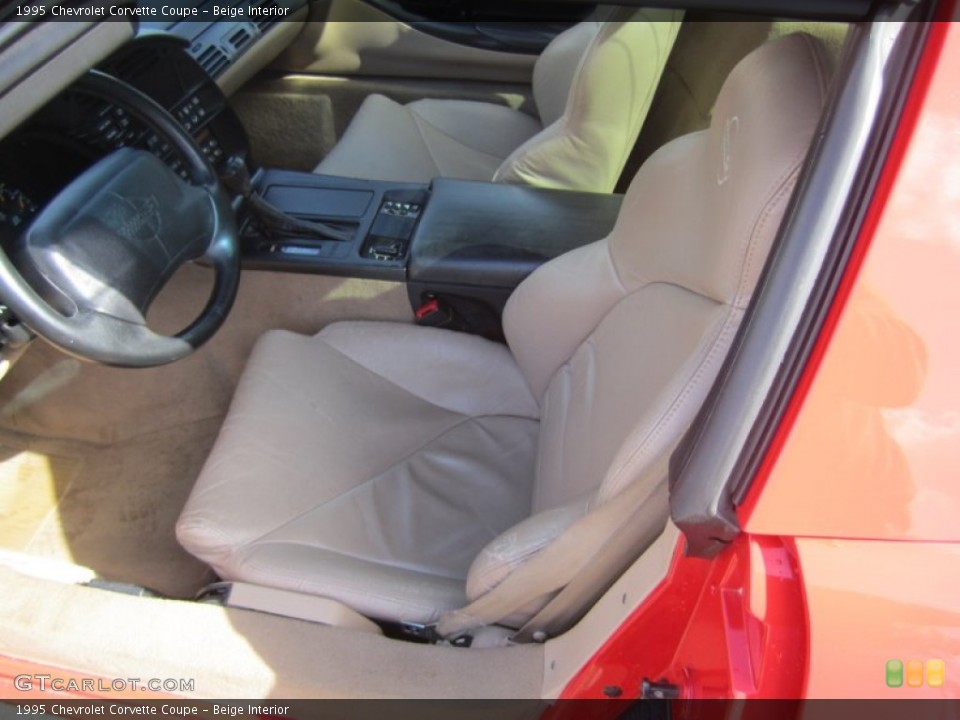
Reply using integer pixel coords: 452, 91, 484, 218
137, 0, 307, 91
0, 34, 250, 241
0, 0, 311, 242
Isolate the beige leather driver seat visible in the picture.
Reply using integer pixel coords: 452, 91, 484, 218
314, 12, 683, 192
178, 35, 829, 633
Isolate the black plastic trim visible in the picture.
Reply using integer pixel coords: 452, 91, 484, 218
241, 169, 428, 282
409, 178, 622, 291
669, 4, 938, 558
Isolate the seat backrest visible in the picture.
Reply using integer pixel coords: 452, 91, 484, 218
508, 31, 830, 512
464, 34, 830, 611
621, 20, 849, 189
620, 19, 774, 184
493, 12, 683, 193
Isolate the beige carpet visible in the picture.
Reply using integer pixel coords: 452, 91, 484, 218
0, 267, 411, 445
0, 419, 221, 597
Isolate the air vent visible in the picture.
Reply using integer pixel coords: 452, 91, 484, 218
195, 45, 229, 77
254, 1, 279, 31
109, 47, 162, 83
70, 92, 103, 112
228, 27, 252, 52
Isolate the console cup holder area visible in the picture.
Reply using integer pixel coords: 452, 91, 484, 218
240, 169, 428, 281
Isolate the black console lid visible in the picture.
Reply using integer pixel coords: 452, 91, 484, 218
409, 179, 623, 291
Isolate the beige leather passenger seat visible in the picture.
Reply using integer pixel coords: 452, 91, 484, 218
314, 11, 683, 192
178, 33, 831, 638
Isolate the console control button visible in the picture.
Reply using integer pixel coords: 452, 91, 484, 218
381, 201, 421, 218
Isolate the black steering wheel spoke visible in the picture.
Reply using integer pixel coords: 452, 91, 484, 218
0, 71, 239, 367
67, 309, 192, 367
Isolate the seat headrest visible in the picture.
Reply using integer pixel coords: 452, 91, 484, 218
610, 32, 832, 307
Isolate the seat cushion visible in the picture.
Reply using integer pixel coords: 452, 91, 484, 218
177, 322, 540, 623
314, 94, 542, 184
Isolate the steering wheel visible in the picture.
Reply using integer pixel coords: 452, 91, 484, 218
0, 70, 240, 368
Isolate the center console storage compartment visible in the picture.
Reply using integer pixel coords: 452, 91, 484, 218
407, 178, 623, 319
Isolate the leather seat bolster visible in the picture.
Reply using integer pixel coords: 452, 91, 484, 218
504, 240, 624, 400
496, 13, 683, 193
465, 502, 585, 600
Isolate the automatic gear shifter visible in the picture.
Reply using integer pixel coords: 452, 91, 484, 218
220, 156, 354, 243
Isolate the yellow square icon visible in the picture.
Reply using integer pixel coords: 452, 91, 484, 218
927, 660, 945, 688
907, 659, 924, 687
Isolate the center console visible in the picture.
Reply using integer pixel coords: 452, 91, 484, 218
241, 170, 623, 337
407, 179, 623, 313
242, 170, 429, 281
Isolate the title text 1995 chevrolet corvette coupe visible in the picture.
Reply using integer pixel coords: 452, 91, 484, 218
0, 0, 957, 704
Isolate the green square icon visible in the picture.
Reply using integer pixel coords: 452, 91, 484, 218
887, 659, 904, 687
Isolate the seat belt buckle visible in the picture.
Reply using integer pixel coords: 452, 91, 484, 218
398, 622, 474, 647
398, 622, 441, 643
414, 297, 456, 329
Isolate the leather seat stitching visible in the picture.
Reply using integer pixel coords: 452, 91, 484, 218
409, 106, 520, 162
321, 333, 538, 418
604, 306, 736, 495
236, 414, 536, 553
